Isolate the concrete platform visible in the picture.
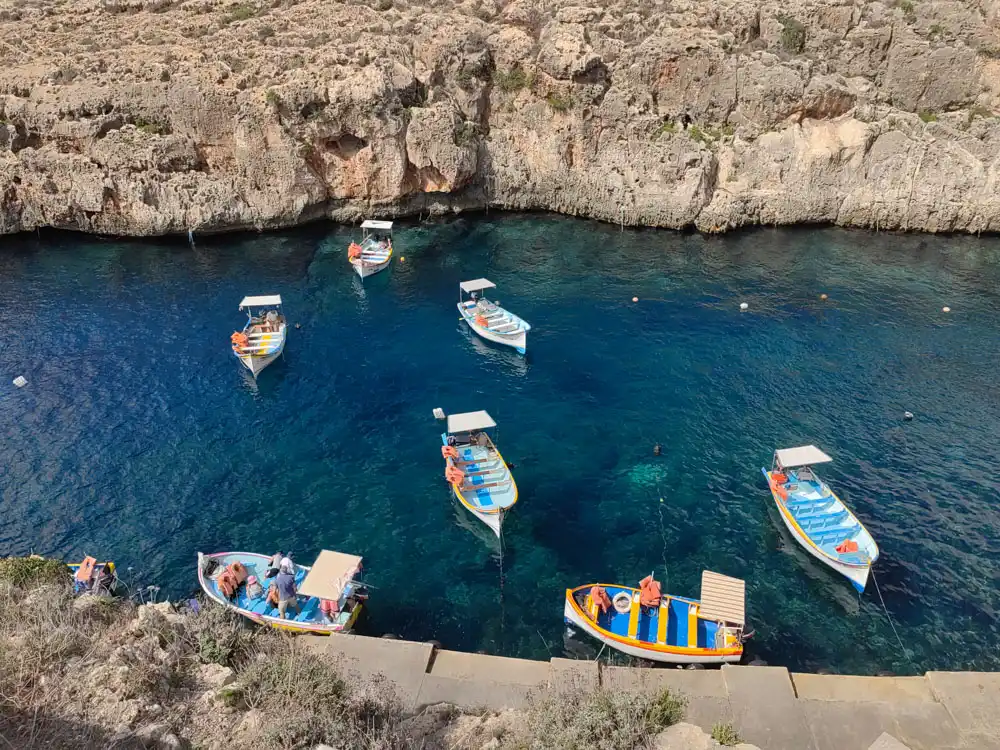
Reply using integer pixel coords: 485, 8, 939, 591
927, 671, 1000, 737
304, 633, 999, 750
315, 634, 434, 708
723, 665, 817, 750
430, 649, 550, 686
792, 674, 935, 703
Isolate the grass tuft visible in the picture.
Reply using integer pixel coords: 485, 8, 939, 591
712, 721, 743, 746
499, 685, 686, 749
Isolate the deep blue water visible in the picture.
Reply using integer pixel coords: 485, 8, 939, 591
1, 215, 999, 675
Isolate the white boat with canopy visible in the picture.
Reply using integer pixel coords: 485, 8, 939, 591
440, 410, 518, 537
230, 295, 286, 378
762, 445, 879, 592
458, 279, 530, 355
348, 220, 393, 279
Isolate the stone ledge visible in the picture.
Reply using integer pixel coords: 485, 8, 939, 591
792, 673, 935, 703
429, 649, 550, 686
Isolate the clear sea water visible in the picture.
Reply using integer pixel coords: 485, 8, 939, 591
1, 215, 999, 675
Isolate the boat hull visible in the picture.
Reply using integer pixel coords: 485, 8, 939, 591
563, 587, 742, 664
197, 551, 362, 635
236, 346, 283, 378
458, 303, 528, 354
351, 256, 391, 279
762, 468, 875, 592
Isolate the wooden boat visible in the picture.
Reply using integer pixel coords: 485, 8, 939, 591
348, 220, 393, 279
69, 557, 119, 596
564, 571, 748, 664
762, 445, 879, 592
231, 295, 287, 378
441, 410, 517, 537
458, 279, 530, 354
197, 550, 367, 635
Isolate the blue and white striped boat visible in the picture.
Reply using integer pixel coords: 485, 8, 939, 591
458, 279, 530, 355
762, 445, 879, 592
348, 220, 393, 279
440, 410, 517, 537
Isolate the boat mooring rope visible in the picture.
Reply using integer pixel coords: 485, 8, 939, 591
656, 493, 670, 594
871, 569, 918, 674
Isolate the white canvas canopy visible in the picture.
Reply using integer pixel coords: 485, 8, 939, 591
447, 410, 496, 434
774, 445, 833, 469
239, 295, 282, 310
361, 220, 393, 231
699, 570, 746, 625
297, 550, 363, 601
460, 279, 496, 294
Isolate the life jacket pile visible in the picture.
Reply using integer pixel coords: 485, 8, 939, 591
217, 561, 249, 600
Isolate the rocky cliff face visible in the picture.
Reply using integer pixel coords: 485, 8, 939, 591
1, 0, 998, 236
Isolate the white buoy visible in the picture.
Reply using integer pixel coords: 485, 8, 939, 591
904, 411, 913, 421
13, 376, 27, 388
632, 297, 639, 303
432, 408, 446, 420
942, 306, 951, 313
740, 302, 749, 311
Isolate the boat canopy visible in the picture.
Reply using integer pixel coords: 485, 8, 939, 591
699, 570, 746, 625
460, 279, 496, 294
774, 445, 833, 469
447, 410, 496, 434
297, 550, 363, 601
361, 220, 393, 231
239, 295, 282, 310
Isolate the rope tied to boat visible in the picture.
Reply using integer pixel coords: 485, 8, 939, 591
871, 569, 920, 675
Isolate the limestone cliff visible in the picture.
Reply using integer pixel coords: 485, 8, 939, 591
1, 0, 999, 236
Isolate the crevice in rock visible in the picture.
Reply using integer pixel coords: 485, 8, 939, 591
324, 133, 368, 160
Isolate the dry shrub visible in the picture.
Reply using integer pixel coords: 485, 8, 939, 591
180, 599, 260, 668
498, 683, 686, 750
0, 572, 132, 719
232, 637, 405, 749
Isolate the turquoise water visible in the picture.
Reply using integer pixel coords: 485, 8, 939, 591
2, 216, 999, 675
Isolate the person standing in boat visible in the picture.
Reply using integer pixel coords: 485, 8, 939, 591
274, 560, 300, 620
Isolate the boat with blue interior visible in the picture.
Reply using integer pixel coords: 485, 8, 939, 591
230, 295, 287, 378
197, 549, 367, 635
762, 445, 879, 592
348, 220, 393, 279
564, 570, 748, 664
441, 410, 517, 537
458, 279, 530, 355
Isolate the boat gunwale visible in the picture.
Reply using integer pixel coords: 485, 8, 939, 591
564, 584, 743, 658
762, 469, 879, 568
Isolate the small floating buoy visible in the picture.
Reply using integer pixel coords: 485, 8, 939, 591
820, 293, 828, 301
432, 407, 446, 420
399, 256, 405, 263
942, 306, 951, 313
740, 302, 749, 311
653, 443, 662, 456
903, 411, 913, 421
632, 296, 639, 303
12, 376, 27, 388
